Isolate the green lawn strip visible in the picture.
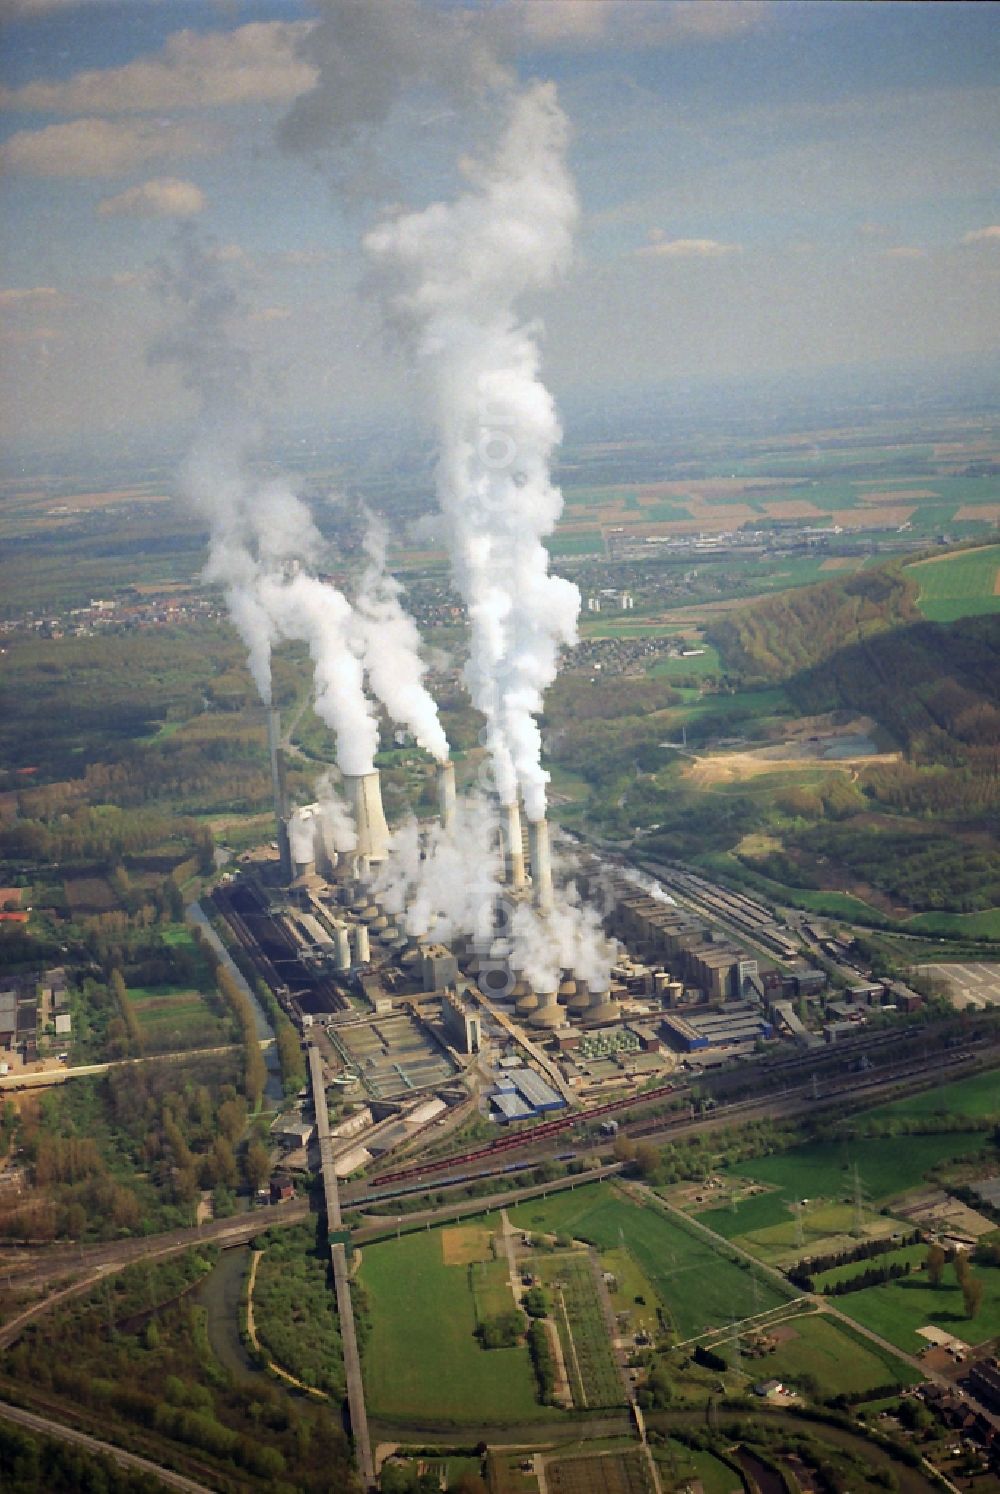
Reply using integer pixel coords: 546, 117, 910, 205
699, 1133, 989, 1245
470, 1257, 516, 1323
861, 1066, 1000, 1123
647, 646, 722, 678
831, 1263, 1000, 1353
810, 1243, 927, 1292
744, 1313, 917, 1398
359, 1227, 547, 1423
902, 907, 1000, 938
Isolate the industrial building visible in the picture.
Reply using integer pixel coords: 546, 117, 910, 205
491, 1066, 565, 1121
662, 1003, 774, 1053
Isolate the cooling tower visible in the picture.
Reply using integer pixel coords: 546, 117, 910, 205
530, 986, 562, 1030
502, 801, 527, 889
527, 817, 554, 913
354, 924, 370, 965
438, 761, 457, 830
342, 771, 391, 862
587, 978, 620, 1025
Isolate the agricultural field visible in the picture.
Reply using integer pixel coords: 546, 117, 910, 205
651, 1440, 743, 1494
530, 1251, 623, 1409
905, 543, 1000, 623
698, 1132, 992, 1265
358, 1225, 547, 1424
509, 1184, 788, 1342
544, 1449, 654, 1494
833, 1262, 1000, 1354
740, 1313, 918, 1398
128, 983, 229, 1052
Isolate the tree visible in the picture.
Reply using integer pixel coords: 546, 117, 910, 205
962, 1274, 984, 1320
926, 1242, 946, 1287
244, 1140, 270, 1194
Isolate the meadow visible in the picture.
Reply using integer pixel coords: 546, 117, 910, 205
834, 1263, 1000, 1353
861, 1067, 1000, 1124
358, 1226, 547, 1423
749, 1313, 919, 1397
905, 543, 1000, 623
509, 1184, 787, 1341
698, 1132, 991, 1260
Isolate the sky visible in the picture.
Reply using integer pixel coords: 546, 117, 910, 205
0, 0, 998, 456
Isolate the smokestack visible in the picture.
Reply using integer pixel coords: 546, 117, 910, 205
354, 924, 370, 965
342, 771, 391, 863
502, 801, 527, 889
334, 925, 351, 972
438, 760, 457, 830
528, 817, 553, 913
267, 707, 292, 881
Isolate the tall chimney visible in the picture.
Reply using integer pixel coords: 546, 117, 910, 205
502, 801, 527, 889
438, 760, 457, 831
267, 707, 291, 881
528, 817, 554, 913
354, 923, 370, 965
342, 771, 391, 863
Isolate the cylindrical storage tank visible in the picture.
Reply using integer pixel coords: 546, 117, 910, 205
354, 924, 370, 965
334, 925, 351, 972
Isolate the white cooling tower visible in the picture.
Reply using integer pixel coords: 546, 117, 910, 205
354, 924, 370, 965
527, 816, 554, 913
342, 771, 391, 863
438, 761, 457, 830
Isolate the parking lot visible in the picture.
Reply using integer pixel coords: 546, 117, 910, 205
919, 962, 1000, 1010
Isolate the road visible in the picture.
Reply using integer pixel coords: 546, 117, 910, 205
308, 1042, 375, 1491
0, 1396, 212, 1493
0, 1040, 266, 1093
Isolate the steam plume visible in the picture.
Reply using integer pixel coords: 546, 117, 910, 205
365, 82, 580, 817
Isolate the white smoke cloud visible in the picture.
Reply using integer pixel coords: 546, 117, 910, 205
365, 81, 580, 819
352, 512, 449, 762
155, 227, 445, 779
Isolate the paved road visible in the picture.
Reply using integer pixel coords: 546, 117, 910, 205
0, 1396, 212, 1492
309, 1042, 375, 1491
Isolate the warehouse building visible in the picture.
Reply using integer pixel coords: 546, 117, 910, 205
663, 1004, 774, 1053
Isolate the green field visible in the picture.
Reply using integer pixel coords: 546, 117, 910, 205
358, 1227, 547, 1423
699, 1133, 990, 1256
902, 907, 1000, 938
509, 1185, 787, 1341
127, 983, 229, 1050
751, 1313, 918, 1396
653, 1441, 741, 1494
648, 644, 722, 678
532, 1251, 623, 1408
834, 1263, 1000, 1352
811, 1243, 926, 1293
905, 544, 1000, 622
862, 1067, 1000, 1123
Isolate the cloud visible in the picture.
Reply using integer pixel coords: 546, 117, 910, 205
0, 285, 65, 309
0, 22, 316, 116
516, 0, 770, 48
275, 248, 332, 268
0, 117, 211, 177
962, 225, 1000, 245
247, 305, 291, 324
97, 177, 206, 219
638, 233, 740, 259
883, 246, 926, 260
